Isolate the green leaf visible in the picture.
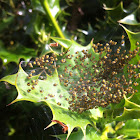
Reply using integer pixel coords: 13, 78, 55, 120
118, 9, 140, 25
115, 108, 140, 121
104, 2, 127, 23
32, 0, 61, 18
103, 107, 124, 122
116, 119, 140, 138
0, 39, 103, 139
47, 104, 97, 140
118, 2, 140, 25
0, 41, 37, 64
50, 37, 72, 49
31, 0, 61, 18
40, 37, 72, 56
124, 94, 140, 109
40, 0, 65, 38
121, 24, 140, 64
129, 90, 140, 106
47, 0, 61, 18
31, 0, 46, 14
56, 125, 101, 140
0, 64, 101, 139
112, 95, 140, 121
0, 73, 17, 85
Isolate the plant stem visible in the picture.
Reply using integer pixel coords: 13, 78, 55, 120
40, 0, 65, 39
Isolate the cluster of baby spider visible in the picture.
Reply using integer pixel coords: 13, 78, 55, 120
26, 37, 140, 113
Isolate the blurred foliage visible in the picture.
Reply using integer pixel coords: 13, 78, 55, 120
1, 0, 140, 139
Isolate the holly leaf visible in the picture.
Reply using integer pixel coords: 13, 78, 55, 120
50, 37, 72, 49
31, 0, 61, 18
104, 2, 127, 23
0, 39, 103, 140
113, 95, 140, 121
118, 10, 140, 25
121, 25, 140, 52
116, 119, 140, 138
0, 41, 37, 65
118, 2, 140, 25
56, 125, 101, 140
115, 107, 140, 121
